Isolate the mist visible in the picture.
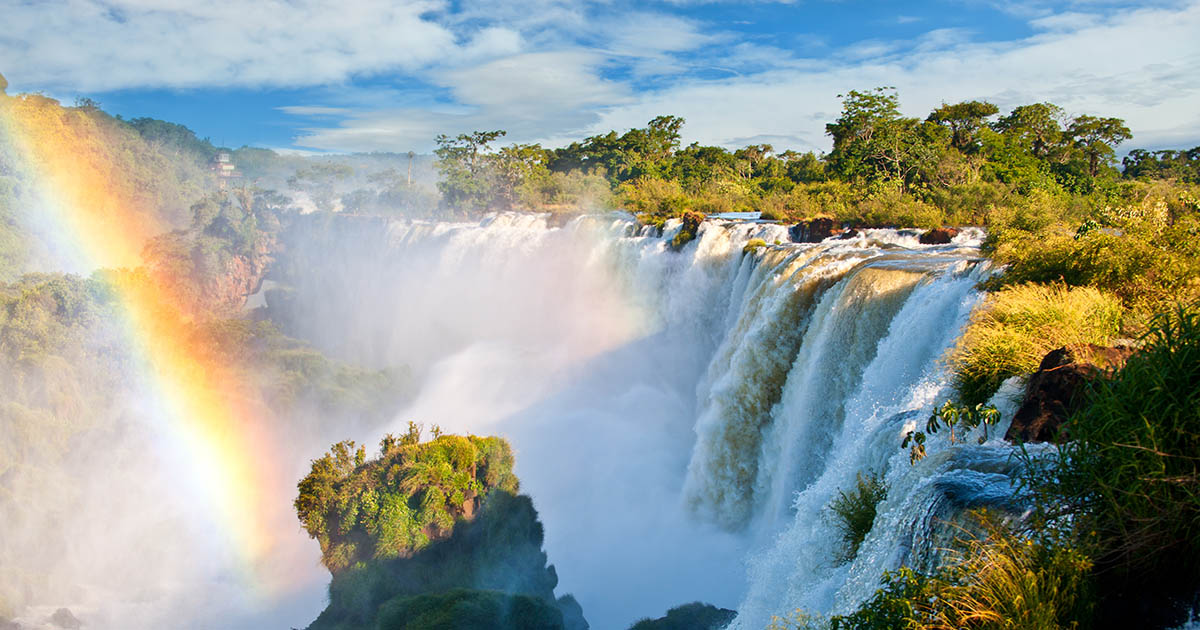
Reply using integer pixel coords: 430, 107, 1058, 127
268, 213, 774, 628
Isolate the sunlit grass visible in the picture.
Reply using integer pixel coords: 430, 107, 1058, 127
949, 283, 1122, 405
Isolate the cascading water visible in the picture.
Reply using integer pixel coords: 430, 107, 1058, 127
273, 212, 1027, 629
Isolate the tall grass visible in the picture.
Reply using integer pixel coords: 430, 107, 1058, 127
825, 512, 1092, 630
1029, 303, 1200, 625
931, 515, 1093, 630
949, 283, 1122, 405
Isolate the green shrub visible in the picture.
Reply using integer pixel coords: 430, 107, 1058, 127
949, 283, 1122, 405
985, 186, 1200, 314
295, 433, 520, 572
829, 472, 888, 563
619, 177, 692, 217
931, 517, 1093, 629
1028, 303, 1200, 625
843, 185, 945, 228
827, 568, 938, 630
629, 601, 736, 630
828, 512, 1093, 630
376, 589, 565, 630
743, 238, 768, 254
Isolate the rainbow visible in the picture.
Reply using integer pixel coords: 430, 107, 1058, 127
0, 94, 293, 594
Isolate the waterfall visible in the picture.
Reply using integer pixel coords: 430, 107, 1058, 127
273, 212, 1020, 629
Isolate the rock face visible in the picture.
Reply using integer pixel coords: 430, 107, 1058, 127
789, 217, 836, 243
203, 238, 273, 314
1006, 343, 1135, 443
918, 227, 959, 244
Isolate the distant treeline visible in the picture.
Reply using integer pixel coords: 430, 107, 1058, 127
431, 88, 1199, 228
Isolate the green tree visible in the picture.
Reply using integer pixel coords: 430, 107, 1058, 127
779, 150, 826, 183
434, 130, 507, 213
126, 117, 216, 160
287, 161, 355, 212
495, 143, 552, 209
927, 100, 1000, 152
826, 87, 933, 190
1122, 147, 1200, 183
1066, 115, 1132, 179
994, 103, 1067, 160
550, 116, 684, 183
826, 87, 905, 181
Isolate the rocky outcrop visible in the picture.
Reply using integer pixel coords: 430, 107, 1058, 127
918, 227, 959, 244
49, 608, 81, 629
202, 236, 274, 314
1006, 343, 1135, 443
789, 217, 836, 243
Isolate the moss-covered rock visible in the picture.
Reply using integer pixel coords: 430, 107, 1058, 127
307, 490, 587, 630
376, 589, 565, 630
295, 432, 520, 573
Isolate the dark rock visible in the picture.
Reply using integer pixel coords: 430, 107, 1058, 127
788, 217, 835, 243
918, 227, 959, 244
836, 228, 860, 240
1006, 343, 1135, 443
49, 608, 81, 629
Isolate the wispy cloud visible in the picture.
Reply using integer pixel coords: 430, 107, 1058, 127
4, 0, 1198, 153
2, 0, 457, 91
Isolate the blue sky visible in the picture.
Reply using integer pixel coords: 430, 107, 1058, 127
4, 0, 1199, 154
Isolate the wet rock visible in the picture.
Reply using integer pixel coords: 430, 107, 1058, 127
48, 608, 81, 629
836, 228, 860, 240
1006, 343, 1135, 443
788, 217, 835, 243
918, 227, 959, 244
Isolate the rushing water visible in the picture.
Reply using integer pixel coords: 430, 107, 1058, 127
274, 212, 1025, 629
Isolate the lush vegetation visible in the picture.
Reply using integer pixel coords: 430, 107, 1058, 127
422, 88, 1198, 236
298, 436, 587, 630
0, 92, 219, 280
828, 473, 888, 563
628, 602, 736, 630
295, 428, 519, 573
947, 283, 1123, 405
1021, 305, 1200, 627
374, 588, 566, 630
816, 511, 1093, 630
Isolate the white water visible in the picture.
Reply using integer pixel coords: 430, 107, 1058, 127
277, 213, 1024, 629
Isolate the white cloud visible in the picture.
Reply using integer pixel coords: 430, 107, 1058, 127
585, 1, 1200, 152
2, 0, 457, 90
6, 0, 1198, 155
291, 49, 630, 152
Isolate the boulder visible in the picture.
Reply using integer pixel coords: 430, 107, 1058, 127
789, 217, 835, 243
48, 608, 80, 630
1006, 343, 1135, 443
918, 227, 959, 244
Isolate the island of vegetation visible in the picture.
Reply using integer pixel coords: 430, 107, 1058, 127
294, 424, 588, 630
